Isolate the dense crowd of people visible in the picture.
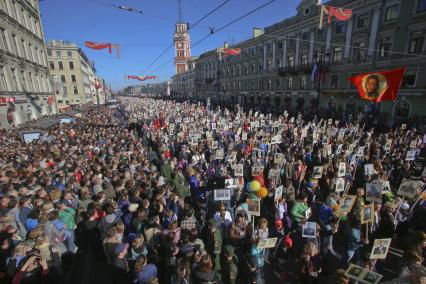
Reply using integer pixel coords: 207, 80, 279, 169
0, 96, 424, 284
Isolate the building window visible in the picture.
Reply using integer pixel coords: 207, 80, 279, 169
251, 48, 255, 57
417, 0, 426, 13
276, 79, 281, 90
409, 31, 424, 53
21, 70, 27, 91
357, 14, 369, 28
353, 42, 365, 61
0, 66, 7, 91
49, 61, 54, 69
73, 86, 78, 94
0, 27, 9, 51
336, 22, 346, 34
402, 68, 418, 88
288, 56, 294, 67
69, 61, 74, 69
62, 86, 67, 96
259, 61, 263, 73
47, 49, 52, 56
302, 32, 309, 40
60, 75, 66, 83
301, 54, 308, 65
304, 8, 310, 15
245, 65, 248, 75
276, 58, 282, 68
71, 75, 76, 82
330, 74, 339, 89
58, 61, 63, 70
266, 80, 271, 90
300, 76, 306, 89
385, 4, 399, 22
10, 68, 18, 91
56, 50, 61, 57
251, 63, 255, 74
333, 47, 343, 63
267, 43, 272, 52
266, 60, 271, 70
67, 51, 72, 57
278, 40, 283, 49
288, 77, 293, 89
379, 37, 392, 58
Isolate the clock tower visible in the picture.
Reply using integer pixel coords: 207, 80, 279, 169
174, 0, 191, 74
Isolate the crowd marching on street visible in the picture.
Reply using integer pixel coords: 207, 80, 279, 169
0, 95, 425, 284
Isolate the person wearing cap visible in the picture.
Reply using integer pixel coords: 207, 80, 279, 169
113, 242, 129, 272
173, 168, 190, 200
202, 218, 222, 272
243, 255, 263, 284
221, 245, 238, 284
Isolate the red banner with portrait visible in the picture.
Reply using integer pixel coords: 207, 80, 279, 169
348, 67, 406, 103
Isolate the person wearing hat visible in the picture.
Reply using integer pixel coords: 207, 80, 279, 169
202, 218, 222, 273
243, 255, 263, 284
113, 242, 129, 272
221, 245, 238, 284
172, 168, 190, 200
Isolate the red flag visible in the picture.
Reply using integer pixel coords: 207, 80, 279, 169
223, 48, 241, 56
319, 5, 352, 29
348, 67, 406, 103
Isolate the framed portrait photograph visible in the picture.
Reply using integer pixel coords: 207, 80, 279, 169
257, 237, 278, 249
271, 135, 282, 145
370, 238, 392, 260
366, 180, 383, 203
322, 136, 329, 145
344, 264, 364, 281
234, 164, 243, 177
247, 198, 261, 216
212, 140, 218, 150
313, 166, 323, 179
357, 146, 365, 157
251, 166, 263, 177
384, 139, 392, 152
305, 207, 312, 220
397, 178, 423, 199
335, 177, 345, 193
361, 204, 374, 224
215, 149, 224, 160
242, 132, 248, 141
274, 186, 283, 202
302, 222, 317, 238
382, 180, 391, 194
339, 195, 357, 213
213, 189, 231, 201
274, 153, 283, 164
359, 270, 383, 284
338, 162, 346, 177
224, 178, 238, 189
364, 164, 376, 176
405, 150, 416, 161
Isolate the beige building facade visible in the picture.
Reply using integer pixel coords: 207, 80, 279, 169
0, 0, 56, 128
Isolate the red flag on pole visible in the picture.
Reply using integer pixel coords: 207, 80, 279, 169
348, 67, 406, 103
319, 5, 352, 29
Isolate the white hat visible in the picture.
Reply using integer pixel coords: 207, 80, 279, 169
128, 203, 139, 213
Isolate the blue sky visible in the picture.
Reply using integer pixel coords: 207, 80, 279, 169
40, 0, 300, 90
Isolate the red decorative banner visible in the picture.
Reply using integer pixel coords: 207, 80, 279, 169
0, 97, 16, 103
84, 41, 120, 57
348, 67, 406, 103
223, 48, 241, 56
127, 75, 157, 81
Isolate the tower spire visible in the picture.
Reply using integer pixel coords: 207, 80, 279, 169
178, 0, 183, 23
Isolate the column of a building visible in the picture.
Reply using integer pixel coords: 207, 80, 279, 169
309, 30, 315, 63
263, 44, 267, 70
344, 18, 354, 59
295, 35, 301, 66
368, 8, 380, 56
325, 26, 332, 53
282, 39, 288, 67
272, 41, 276, 69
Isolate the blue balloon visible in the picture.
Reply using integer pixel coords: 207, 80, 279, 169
246, 182, 253, 192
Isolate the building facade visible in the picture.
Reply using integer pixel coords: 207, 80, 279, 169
171, 0, 426, 116
47, 40, 99, 110
0, 0, 56, 128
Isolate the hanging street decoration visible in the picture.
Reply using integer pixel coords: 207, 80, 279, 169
348, 67, 406, 103
223, 48, 241, 56
127, 75, 157, 81
84, 41, 121, 57
319, 5, 352, 29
